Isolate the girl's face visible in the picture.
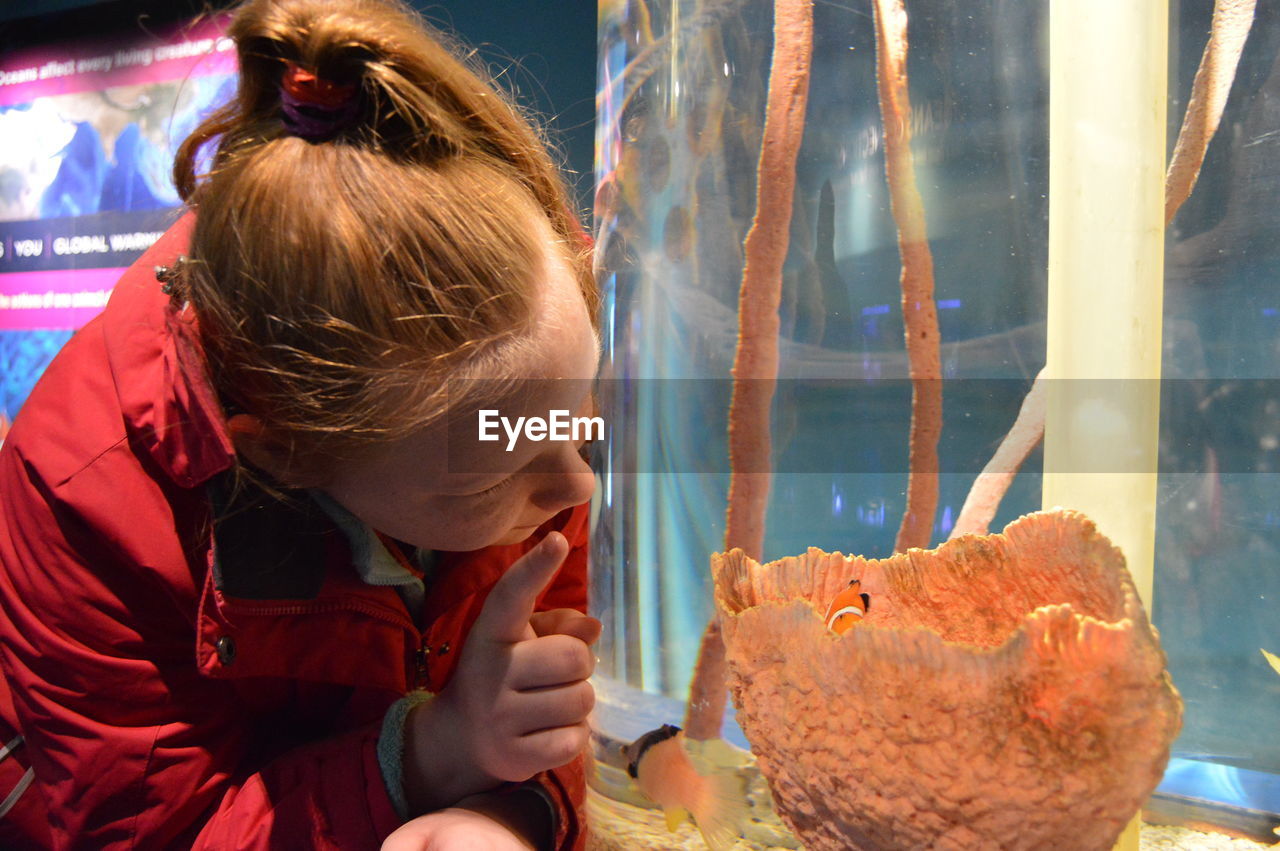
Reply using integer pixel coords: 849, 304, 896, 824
320, 237, 600, 553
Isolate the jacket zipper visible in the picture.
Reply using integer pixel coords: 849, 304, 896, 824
414, 642, 430, 690
220, 598, 430, 690
220, 598, 416, 631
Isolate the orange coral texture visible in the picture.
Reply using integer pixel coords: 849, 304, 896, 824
713, 510, 1182, 850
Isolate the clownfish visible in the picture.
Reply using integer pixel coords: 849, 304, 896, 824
824, 578, 870, 634
622, 724, 748, 851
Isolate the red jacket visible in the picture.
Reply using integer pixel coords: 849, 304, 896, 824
0, 214, 590, 850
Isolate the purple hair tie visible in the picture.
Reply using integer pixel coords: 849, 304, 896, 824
280, 62, 359, 141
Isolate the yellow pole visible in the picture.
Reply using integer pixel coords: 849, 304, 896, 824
1044, 2, 1166, 849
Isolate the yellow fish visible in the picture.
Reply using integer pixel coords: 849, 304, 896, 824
1262, 648, 1280, 676
623, 724, 747, 850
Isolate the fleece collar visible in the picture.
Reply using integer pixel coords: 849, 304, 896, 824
309, 489, 428, 617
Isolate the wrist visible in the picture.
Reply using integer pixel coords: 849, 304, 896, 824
402, 694, 499, 814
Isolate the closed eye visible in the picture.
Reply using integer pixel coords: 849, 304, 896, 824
472, 476, 515, 498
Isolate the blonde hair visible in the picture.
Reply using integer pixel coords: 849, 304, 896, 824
171, 0, 594, 483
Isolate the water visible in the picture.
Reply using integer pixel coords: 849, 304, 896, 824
595, 0, 1051, 695
592, 0, 1280, 846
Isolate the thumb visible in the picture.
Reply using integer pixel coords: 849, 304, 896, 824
470, 531, 569, 645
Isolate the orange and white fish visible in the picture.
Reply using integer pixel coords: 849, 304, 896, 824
824, 579, 870, 635
623, 724, 748, 851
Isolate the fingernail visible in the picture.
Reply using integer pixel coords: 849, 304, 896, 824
540, 531, 565, 553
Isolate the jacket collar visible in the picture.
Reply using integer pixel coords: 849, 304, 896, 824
101, 210, 235, 489
195, 483, 587, 691
196, 475, 418, 692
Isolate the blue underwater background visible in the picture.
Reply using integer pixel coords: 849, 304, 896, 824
0, 72, 236, 430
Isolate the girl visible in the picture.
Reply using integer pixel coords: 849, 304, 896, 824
0, 1, 600, 848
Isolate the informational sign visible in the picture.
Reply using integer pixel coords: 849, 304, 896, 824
0, 16, 236, 432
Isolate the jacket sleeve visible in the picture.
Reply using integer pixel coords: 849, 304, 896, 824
189, 724, 402, 849
0, 442, 403, 850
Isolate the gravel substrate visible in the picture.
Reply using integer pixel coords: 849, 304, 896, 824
589, 788, 1276, 851
1141, 824, 1272, 850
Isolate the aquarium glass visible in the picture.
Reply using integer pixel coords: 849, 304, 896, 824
592, 0, 1280, 843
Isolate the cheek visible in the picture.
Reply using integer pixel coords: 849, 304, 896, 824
324, 473, 527, 552
414, 496, 526, 551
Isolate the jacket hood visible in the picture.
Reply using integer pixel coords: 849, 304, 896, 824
101, 210, 235, 488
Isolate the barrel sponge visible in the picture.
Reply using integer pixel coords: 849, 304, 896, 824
713, 509, 1182, 850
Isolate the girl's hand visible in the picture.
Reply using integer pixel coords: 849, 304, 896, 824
402, 532, 601, 813
380, 807, 535, 851
382, 787, 556, 851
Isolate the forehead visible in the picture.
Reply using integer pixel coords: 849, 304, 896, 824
354, 370, 596, 485
382, 247, 599, 479
532, 230, 599, 346
447, 376, 595, 471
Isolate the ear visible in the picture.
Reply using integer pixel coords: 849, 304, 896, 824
226, 414, 286, 479
227, 414, 329, 488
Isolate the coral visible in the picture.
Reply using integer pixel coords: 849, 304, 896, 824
872, 0, 942, 553
725, 0, 813, 564
713, 509, 1182, 850
1165, 0, 1257, 226
949, 369, 1047, 541
687, 0, 815, 741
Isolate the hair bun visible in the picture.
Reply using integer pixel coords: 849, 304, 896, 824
279, 62, 360, 140
174, 0, 584, 263
219, 0, 473, 153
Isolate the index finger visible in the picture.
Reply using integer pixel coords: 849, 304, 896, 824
471, 531, 569, 645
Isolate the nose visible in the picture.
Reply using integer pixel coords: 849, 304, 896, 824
531, 442, 596, 511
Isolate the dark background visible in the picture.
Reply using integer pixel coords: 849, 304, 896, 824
0, 0, 597, 207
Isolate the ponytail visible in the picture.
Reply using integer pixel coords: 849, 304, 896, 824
170, 0, 594, 482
